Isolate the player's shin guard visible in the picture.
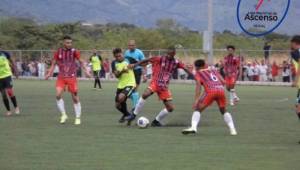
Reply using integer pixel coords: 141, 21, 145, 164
155, 108, 169, 122
130, 91, 139, 109
10, 96, 18, 108
56, 99, 66, 116
133, 97, 145, 115
74, 102, 81, 118
191, 111, 201, 130
223, 112, 237, 134
3, 98, 10, 111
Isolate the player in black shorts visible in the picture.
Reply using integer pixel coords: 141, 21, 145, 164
0, 50, 20, 116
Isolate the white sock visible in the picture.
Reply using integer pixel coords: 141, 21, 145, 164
74, 102, 81, 118
232, 89, 238, 98
223, 112, 236, 130
56, 99, 66, 116
155, 108, 169, 122
133, 98, 146, 115
229, 90, 234, 101
191, 111, 201, 130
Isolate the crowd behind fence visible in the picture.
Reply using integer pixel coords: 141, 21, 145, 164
5, 49, 293, 83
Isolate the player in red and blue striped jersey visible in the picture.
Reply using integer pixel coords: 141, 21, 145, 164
182, 59, 237, 135
224, 45, 240, 106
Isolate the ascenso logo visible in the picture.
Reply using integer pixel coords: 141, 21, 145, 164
237, 0, 290, 37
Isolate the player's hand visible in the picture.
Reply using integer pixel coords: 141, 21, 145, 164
192, 102, 198, 110
128, 64, 135, 69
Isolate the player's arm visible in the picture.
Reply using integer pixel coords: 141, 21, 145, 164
129, 58, 152, 69
216, 72, 226, 86
75, 50, 91, 78
45, 58, 57, 80
292, 58, 300, 87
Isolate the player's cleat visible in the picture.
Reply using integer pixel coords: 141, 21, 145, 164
74, 118, 81, 125
125, 114, 136, 126
15, 107, 20, 115
182, 127, 197, 135
234, 96, 240, 101
60, 115, 68, 124
5, 111, 12, 116
151, 119, 162, 127
230, 100, 235, 106
229, 128, 238, 136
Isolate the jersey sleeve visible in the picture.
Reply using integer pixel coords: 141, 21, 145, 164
53, 50, 59, 61
74, 50, 80, 60
3, 51, 11, 59
111, 61, 116, 72
139, 50, 145, 60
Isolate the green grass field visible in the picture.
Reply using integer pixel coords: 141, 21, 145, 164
0, 80, 299, 170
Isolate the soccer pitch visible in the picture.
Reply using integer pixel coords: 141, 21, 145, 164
0, 80, 299, 170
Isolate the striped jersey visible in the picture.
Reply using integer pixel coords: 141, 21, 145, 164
224, 54, 240, 75
195, 68, 224, 92
54, 48, 80, 78
150, 56, 185, 89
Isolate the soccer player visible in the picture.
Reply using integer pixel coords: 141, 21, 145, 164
182, 59, 237, 135
290, 35, 300, 143
45, 35, 91, 125
127, 47, 193, 126
0, 50, 20, 116
90, 49, 102, 89
124, 40, 145, 110
224, 45, 240, 106
111, 48, 136, 123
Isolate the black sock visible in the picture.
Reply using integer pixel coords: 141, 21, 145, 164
121, 102, 130, 116
3, 98, 10, 111
297, 113, 300, 120
94, 79, 97, 88
10, 96, 18, 108
97, 79, 102, 89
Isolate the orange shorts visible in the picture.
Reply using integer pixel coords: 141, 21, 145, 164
56, 77, 78, 93
225, 76, 237, 87
148, 82, 172, 101
197, 90, 226, 108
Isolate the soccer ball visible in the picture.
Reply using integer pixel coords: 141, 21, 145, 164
137, 117, 150, 128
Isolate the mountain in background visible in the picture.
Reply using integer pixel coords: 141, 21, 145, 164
0, 0, 299, 35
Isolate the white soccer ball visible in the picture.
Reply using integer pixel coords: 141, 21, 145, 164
137, 117, 150, 128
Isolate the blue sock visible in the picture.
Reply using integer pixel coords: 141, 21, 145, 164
130, 91, 139, 109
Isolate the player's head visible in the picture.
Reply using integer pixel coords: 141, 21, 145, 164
291, 35, 300, 50
128, 40, 136, 51
166, 46, 176, 59
226, 45, 235, 55
194, 59, 206, 70
113, 48, 124, 62
63, 35, 73, 49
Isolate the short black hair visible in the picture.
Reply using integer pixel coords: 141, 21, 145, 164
113, 48, 122, 56
226, 45, 235, 50
291, 35, 300, 44
194, 59, 205, 68
63, 35, 72, 40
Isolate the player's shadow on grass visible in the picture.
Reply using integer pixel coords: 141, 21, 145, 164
164, 122, 211, 127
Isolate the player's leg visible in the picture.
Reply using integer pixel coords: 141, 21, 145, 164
226, 77, 238, 106
126, 88, 153, 123
1, 89, 11, 116
151, 99, 174, 127
97, 70, 102, 89
56, 86, 67, 124
115, 87, 133, 123
217, 92, 237, 135
182, 93, 211, 134
295, 89, 300, 120
6, 88, 20, 114
130, 69, 142, 109
68, 78, 81, 125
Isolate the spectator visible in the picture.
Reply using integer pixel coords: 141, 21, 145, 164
178, 68, 186, 80
186, 63, 194, 80
246, 62, 254, 81
252, 61, 260, 81
282, 60, 291, 82
271, 61, 279, 82
258, 59, 268, 81
37, 59, 46, 78
103, 58, 110, 80
15, 59, 23, 76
